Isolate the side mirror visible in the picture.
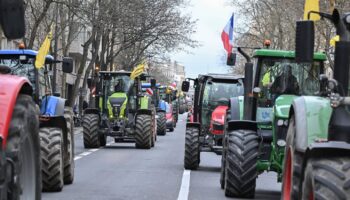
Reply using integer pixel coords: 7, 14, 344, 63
150, 79, 156, 88
62, 57, 73, 73
182, 81, 190, 92
0, 0, 25, 39
87, 78, 92, 88
227, 53, 237, 66
295, 20, 315, 63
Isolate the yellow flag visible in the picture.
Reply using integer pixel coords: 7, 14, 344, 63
35, 27, 53, 69
130, 62, 145, 80
303, 0, 321, 21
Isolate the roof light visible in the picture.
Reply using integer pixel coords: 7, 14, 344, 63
18, 42, 25, 49
264, 40, 271, 48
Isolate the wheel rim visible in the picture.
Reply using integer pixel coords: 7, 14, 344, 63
282, 148, 292, 200
20, 135, 36, 200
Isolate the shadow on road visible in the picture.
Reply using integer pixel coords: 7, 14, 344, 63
197, 166, 221, 173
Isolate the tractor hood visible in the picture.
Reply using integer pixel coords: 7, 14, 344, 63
274, 95, 298, 119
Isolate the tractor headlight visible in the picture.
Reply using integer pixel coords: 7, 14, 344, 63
277, 119, 288, 127
277, 139, 286, 147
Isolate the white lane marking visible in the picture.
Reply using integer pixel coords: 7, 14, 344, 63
177, 170, 191, 200
80, 152, 92, 156
73, 141, 114, 161
74, 156, 82, 161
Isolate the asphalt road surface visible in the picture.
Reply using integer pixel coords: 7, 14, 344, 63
42, 114, 281, 200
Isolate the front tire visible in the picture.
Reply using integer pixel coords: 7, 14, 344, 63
135, 114, 152, 149
224, 129, 258, 198
301, 157, 350, 200
184, 127, 200, 170
64, 107, 75, 184
6, 94, 41, 199
40, 127, 64, 192
83, 114, 100, 148
157, 112, 166, 136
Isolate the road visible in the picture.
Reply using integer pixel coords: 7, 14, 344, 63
42, 114, 281, 200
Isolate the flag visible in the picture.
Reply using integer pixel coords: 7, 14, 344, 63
221, 14, 234, 54
130, 62, 145, 80
35, 26, 53, 69
303, 0, 320, 21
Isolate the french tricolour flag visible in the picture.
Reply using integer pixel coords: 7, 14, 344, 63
221, 14, 234, 54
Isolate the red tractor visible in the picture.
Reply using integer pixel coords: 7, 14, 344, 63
0, 0, 44, 198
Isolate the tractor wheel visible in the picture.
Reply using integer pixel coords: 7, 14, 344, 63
63, 107, 75, 184
301, 157, 350, 200
135, 114, 152, 149
220, 136, 228, 189
184, 127, 200, 170
224, 129, 258, 198
83, 114, 100, 148
282, 116, 303, 200
6, 94, 41, 199
157, 112, 166, 136
99, 134, 107, 147
40, 127, 64, 192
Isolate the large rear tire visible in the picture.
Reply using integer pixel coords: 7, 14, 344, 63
40, 127, 64, 192
135, 114, 152, 149
184, 127, 200, 170
6, 94, 41, 199
63, 107, 75, 184
224, 129, 258, 198
157, 112, 166, 136
83, 114, 100, 148
281, 116, 303, 200
301, 157, 350, 200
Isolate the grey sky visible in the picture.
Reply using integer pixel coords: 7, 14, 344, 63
172, 0, 234, 78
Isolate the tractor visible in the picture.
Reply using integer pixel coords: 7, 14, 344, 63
220, 45, 327, 197
181, 74, 244, 170
142, 83, 167, 135
83, 71, 157, 149
0, 49, 75, 192
159, 85, 179, 128
281, 9, 350, 200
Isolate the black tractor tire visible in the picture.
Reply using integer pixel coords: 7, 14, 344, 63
99, 134, 107, 147
63, 107, 75, 185
224, 129, 258, 198
135, 114, 152, 149
220, 136, 228, 189
301, 157, 350, 200
40, 127, 64, 192
83, 114, 100, 148
184, 127, 200, 170
6, 94, 41, 199
157, 112, 167, 136
281, 116, 303, 200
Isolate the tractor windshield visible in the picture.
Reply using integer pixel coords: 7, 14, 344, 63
258, 58, 322, 99
201, 80, 244, 128
106, 75, 133, 95
0, 57, 48, 95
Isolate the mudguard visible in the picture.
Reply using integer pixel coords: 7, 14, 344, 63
274, 95, 298, 119
290, 96, 332, 153
0, 75, 32, 147
186, 122, 201, 130
227, 120, 257, 132
40, 116, 68, 156
229, 96, 243, 120
137, 109, 153, 116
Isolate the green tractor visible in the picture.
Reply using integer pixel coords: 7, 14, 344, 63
220, 46, 326, 197
281, 9, 350, 200
83, 71, 157, 149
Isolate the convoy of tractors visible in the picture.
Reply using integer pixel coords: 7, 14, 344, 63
1, 0, 350, 199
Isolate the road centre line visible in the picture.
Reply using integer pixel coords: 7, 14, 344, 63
177, 170, 191, 200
